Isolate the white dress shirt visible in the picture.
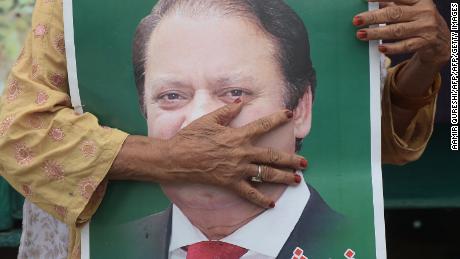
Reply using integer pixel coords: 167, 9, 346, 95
169, 175, 310, 259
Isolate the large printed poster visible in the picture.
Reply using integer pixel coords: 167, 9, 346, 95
64, 0, 385, 258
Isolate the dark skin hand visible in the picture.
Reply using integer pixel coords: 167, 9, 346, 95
109, 100, 307, 208
354, 0, 450, 134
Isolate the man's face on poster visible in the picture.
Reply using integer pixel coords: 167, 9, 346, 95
143, 14, 312, 210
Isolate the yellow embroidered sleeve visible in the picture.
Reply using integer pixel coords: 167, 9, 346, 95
0, 0, 128, 229
381, 61, 441, 165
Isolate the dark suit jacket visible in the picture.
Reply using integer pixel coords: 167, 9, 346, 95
120, 186, 347, 259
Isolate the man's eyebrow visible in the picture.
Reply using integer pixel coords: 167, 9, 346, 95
213, 74, 256, 87
148, 74, 257, 89
148, 77, 188, 89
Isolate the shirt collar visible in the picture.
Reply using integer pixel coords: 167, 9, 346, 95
169, 174, 310, 257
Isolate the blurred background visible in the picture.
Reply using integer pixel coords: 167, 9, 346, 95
0, 0, 458, 258
0, 1, 35, 258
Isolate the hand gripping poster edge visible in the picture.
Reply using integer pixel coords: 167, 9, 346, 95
368, 2, 387, 259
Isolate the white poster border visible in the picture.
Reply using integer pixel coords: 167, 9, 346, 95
63, 1, 89, 259
368, 2, 387, 259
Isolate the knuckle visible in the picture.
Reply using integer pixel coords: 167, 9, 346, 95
216, 174, 233, 186
424, 32, 436, 43
241, 148, 258, 162
259, 118, 272, 132
367, 13, 377, 24
220, 105, 232, 115
422, 20, 437, 32
386, 6, 404, 22
428, 16, 438, 27
261, 166, 274, 181
404, 41, 416, 52
232, 131, 247, 145
239, 148, 252, 160
241, 164, 251, 178
266, 148, 281, 163
391, 25, 405, 38
246, 189, 259, 201
423, 7, 437, 18
433, 41, 444, 52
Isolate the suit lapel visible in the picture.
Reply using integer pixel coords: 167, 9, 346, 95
121, 206, 172, 259
276, 186, 345, 259
150, 206, 172, 259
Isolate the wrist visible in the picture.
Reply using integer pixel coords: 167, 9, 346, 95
390, 61, 441, 110
393, 54, 441, 98
147, 137, 175, 182
109, 135, 171, 183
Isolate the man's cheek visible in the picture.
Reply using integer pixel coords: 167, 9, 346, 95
230, 104, 295, 153
255, 121, 295, 153
229, 104, 281, 128
147, 116, 185, 140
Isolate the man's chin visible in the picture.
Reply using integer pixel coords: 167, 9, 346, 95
161, 184, 246, 210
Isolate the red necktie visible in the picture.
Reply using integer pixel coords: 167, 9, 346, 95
186, 241, 248, 259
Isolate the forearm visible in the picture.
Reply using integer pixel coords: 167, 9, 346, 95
394, 53, 444, 97
108, 135, 172, 183
391, 53, 443, 135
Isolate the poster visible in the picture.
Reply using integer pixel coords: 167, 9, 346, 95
64, 0, 385, 258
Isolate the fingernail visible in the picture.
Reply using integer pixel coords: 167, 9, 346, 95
300, 158, 308, 168
234, 98, 241, 104
285, 110, 293, 119
353, 16, 364, 26
357, 30, 367, 40
269, 201, 275, 208
378, 45, 387, 53
294, 174, 301, 184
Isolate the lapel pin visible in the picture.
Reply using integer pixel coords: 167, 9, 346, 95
344, 248, 356, 259
291, 247, 308, 259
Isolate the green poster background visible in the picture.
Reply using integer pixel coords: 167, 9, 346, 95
71, 1, 381, 258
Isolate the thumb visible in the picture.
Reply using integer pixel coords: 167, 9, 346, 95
209, 99, 244, 126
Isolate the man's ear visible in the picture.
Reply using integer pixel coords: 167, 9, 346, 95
293, 86, 313, 139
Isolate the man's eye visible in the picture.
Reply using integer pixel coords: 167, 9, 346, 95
228, 89, 243, 97
219, 88, 252, 103
223, 88, 246, 98
155, 91, 188, 109
159, 92, 184, 100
